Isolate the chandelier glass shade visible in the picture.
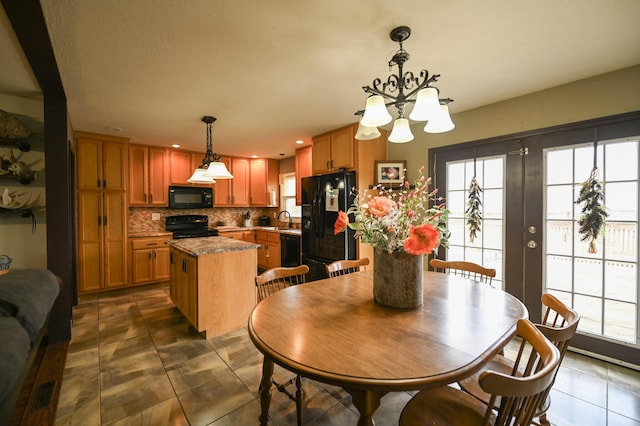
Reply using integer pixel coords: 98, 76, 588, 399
188, 116, 233, 183
355, 26, 455, 143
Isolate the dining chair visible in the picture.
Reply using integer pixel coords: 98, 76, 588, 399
458, 293, 580, 425
429, 258, 496, 284
254, 264, 309, 426
399, 318, 561, 426
326, 257, 369, 278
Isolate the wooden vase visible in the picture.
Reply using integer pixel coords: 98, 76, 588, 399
373, 249, 423, 310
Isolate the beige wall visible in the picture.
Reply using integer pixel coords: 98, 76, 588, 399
389, 65, 640, 181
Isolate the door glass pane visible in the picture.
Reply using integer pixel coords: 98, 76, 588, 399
445, 156, 505, 288
544, 138, 639, 346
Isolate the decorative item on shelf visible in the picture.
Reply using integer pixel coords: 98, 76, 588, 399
354, 26, 455, 144
0, 187, 41, 232
334, 166, 450, 309
187, 116, 234, 183
0, 255, 12, 275
0, 148, 37, 184
0, 109, 32, 152
374, 160, 406, 188
575, 141, 607, 253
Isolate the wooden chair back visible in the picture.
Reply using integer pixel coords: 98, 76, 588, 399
479, 319, 561, 425
429, 258, 496, 284
255, 265, 309, 302
457, 293, 580, 425
326, 258, 369, 278
534, 293, 580, 423
399, 319, 560, 426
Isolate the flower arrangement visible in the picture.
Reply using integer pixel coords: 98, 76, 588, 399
334, 166, 450, 255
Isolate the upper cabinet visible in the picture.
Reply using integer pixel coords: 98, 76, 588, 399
295, 146, 312, 205
215, 156, 250, 206
312, 124, 355, 175
76, 133, 128, 191
129, 144, 169, 206
169, 149, 206, 185
249, 158, 279, 207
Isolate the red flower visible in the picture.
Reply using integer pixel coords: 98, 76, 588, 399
334, 211, 349, 235
404, 224, 440, 255
368, 196, 394, 217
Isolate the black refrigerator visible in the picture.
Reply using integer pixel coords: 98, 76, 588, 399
302, 171, 357, 281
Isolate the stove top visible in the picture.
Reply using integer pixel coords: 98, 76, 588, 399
166, 215, 218, 239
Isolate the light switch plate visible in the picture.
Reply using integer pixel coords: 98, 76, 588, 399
151, 213, 160, 221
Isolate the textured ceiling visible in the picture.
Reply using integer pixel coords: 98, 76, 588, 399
3, 1, 640, 158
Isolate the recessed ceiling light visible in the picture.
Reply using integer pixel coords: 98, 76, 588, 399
171, 144, 180, 148
295, 139, 304, 144
251, 155, 258, 158
105, 126, 123, 132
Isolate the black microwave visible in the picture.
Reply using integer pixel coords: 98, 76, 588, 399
168, 185, 213, 209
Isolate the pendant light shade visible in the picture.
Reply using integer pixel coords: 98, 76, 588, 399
409, 87, 441, 121
190, 116, 234, 180
204, 161, 234, 179
187, 168, 216, 184
355, 120, 382, 140
388, 118, 414, 143
361, 95, 392, 127
424, 104, 455, 133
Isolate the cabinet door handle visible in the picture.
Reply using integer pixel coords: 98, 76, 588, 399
149, 194, 153, 203
143, 193, 146, 202
326, 160, 330, 169
97, 179, 101, 188
103, 216, 107, 226
149, 251, 153, 259
103, 180, 107, 188
170, 252, 174, 264
98, 216, 101, 226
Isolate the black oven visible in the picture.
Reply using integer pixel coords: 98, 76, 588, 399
168, 185, 213, 209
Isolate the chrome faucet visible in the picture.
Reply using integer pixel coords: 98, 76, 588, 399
277, 210, 292, 228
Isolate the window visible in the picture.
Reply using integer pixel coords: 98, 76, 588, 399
280, 172, 301, 218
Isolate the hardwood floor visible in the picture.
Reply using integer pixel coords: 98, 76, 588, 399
53, 285, 640, 425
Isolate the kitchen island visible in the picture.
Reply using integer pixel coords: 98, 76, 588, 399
166, 236, 259, 338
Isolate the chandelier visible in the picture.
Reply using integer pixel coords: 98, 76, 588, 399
355, 26, 455, 143
187, 116, 234, 183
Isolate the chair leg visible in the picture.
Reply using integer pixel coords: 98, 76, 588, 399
295, 374, 304, 426
538, 413, 551, 426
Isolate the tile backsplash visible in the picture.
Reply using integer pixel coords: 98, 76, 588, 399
129, 207, 299, 233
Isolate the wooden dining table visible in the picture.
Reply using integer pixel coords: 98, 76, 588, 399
248, 270, 528, 425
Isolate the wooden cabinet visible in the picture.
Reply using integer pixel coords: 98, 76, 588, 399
77, 134, 127, 191
169, 149, 207, 185
169, 248, 198, 326
215, 156, 250, 206
130, 236, 170, 285
250, 158, 279, 207
129, 144, 169, 206
295, 146, 312, 205
220, 230, 255, 243
76, 132, 129, 293
312, 124, 355, 175
257, 231, 281, 270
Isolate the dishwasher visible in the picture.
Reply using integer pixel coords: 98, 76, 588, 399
280, 234, 301, 267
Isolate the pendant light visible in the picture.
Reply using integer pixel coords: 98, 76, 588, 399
188, 116, 233, 182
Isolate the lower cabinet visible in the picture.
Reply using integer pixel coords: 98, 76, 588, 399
219, 230, 255, 243
130, 237, 171, 285
169, 248, 198, 326
257, 231, 281, 270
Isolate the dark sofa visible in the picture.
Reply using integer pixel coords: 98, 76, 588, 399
0, 269, 60, 422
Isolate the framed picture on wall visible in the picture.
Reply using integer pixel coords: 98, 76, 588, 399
374, 160, 406, 187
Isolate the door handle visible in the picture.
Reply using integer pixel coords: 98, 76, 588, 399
527, 240, 537, 249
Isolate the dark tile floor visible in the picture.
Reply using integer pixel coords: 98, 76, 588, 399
54, 285, 640, 425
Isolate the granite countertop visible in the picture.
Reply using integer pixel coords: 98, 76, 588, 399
129, 231, 173, 238
215, 226, 301, 236
166, 236, 260, 257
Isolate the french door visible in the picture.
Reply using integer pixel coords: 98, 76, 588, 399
431, 113, 640, 365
